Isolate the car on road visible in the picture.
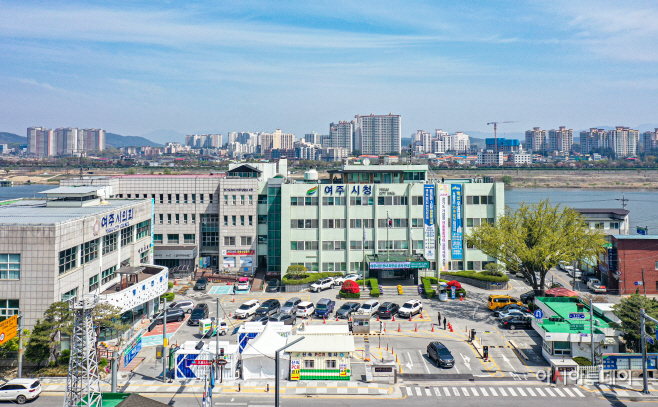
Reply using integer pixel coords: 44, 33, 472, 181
269, 312, 297, 325
567, 268, 582, 278
493, 303, 530, 317
254, 299, 281, 318
358, 300, 381, 316
519, 291, 536, 304
427, 342, 455, 368
236, 300, 260, 319
153, 308, 185, 326
194, 278, 208, 291
587, 278, 607, 293
487, 295, 522, 311
265, 279, 281, 292
377, 302, 400, 319
336, 302, 360, 319
310, 277, 335, 292
168, 300, 195, 314
281, 297, 302, 314
497, 309, 532, 320
314, 299, 336, 318
237, 278, 250, 291
398, 300, 422, 318
502, 315, 533, 330
0, 378, 41, 404
558, 261, 569, 271
296, 301, 315, 317
188, 303, 209, 325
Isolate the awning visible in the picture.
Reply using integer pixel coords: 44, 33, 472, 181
545, 287, 580, 297
153, 245, 198, 260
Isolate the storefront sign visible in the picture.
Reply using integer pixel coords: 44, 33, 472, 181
223, 188, 254, 192
438, 184, 450, 271
0, 315, 18, 346
607, 248, 614, 271
223, 257, 236, 267
101, 209, 134, 233
423, 184, 435, 260
451, 185, 463, 259
154, 247, 197, 259
322, 185, 373, 195
340, 363, 348, 377
222, 250, 255, 256
369, 261, 430, 269
290, 360, 301, 380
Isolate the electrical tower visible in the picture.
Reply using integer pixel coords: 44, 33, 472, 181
64, 296, 102, 407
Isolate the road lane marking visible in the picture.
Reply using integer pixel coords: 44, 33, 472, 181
526, 388, 536, 397
563, 388, 575, 397
424, 388, 431, 396
498, 388, 507, 396
419, 350, 430, 374
461, 387, 470, 396
554, 388, 565, 397
535, 388, 545, 396
415, 387, 422, 396
433, 387, 441, 396
405, 387, 412, 396
452, 387, 459, 396
480, 387, 488, 396
508, 388, 517, 396
545, 388, 555, 397
572, 388, 585, 397
470, 388, 479, 396
517, 388, 526, 397
443, 387, 451, 396
489, 387, 497, 396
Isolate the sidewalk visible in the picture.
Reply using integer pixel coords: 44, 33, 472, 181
581, 382, 658, 400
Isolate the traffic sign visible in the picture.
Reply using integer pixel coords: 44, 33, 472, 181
635, 281, 643, 286
616, 270, 622, 276
569, 313, 586, 320
190, 360, 212, 366
534, 309, 544, 319
647, 336, 655, 346
216, 359, 228, 366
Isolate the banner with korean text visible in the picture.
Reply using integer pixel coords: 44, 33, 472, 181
423, 184, 436, 260
438, 184, 450, 271
451, 184, 463, 260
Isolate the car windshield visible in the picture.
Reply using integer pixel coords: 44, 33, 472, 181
361, 304, 371, 309
268, 280, 277, 285
401, 302, 414, 308
316, 304, 327, 310
339, 304, 351, 310
239, 304, 253, 310
31, 381, 40, 388
284, 301, 295, 307
438, 348, 452, 355
191, 309, 204, 316
197, 279, 206, 284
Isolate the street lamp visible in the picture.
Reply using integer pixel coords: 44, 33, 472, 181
275, 337, 304, 407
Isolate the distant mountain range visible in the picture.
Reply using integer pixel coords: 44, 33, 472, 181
106, 133, 163, 148
139, 129, 186, 144
0, 132, 26, 144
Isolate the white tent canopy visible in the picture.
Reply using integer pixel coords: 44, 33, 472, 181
242, 323, 289, 380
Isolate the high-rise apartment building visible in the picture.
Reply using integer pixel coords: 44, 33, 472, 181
452, 132, 471, 153
413, 130, 432, 153
548, 126, 573, 153
329, 121, 355, 151
27, 127, 56, 156
83, 128, 106, 152
304, 132, 321, 146
55, 128, 80, 155
608, 126, 640, 158
259, 129, 295, 159
580, 128, 608, 154
28, 127, 105, 156
354, 114, 401, 155
642, 129, 658, 153
525, 127, 547, 153
185, 134, 221, 149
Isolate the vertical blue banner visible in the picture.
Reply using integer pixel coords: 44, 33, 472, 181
451, 184, 463, 260
423, 184, 436, 260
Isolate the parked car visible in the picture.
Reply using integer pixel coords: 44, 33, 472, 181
237, 278, 250, 291
358, 300, 381, 316
236, 300, 260, 319
343, 273, 362, 282
188, 304, 209, 325
265, 279, 281, 292
502, 316, 533, 330
487, 295, 522, 311
153, 308, 185, 326
310, 277, 335, 292
493, 303, 530, 317
567, 268, 582, 278
426, 342, 454, 368
587, 278, 607, 293
280, 297, 302, 314
269, 312, 297, 325
254, 299, 281, 318
0, 379, 41, 404
253, 315, 269, 325
377, 302, 400, 319
398, 300, 422, 318
336, 302, 360, 319
314, 299, 336, 318
332, 275, 346, 286
194, 278, 208, 291
296, 301, 315, 317
558, 261, 569, 271
497, 309, 532, 320
168, 300, 195, 314
519, 290, 536, 304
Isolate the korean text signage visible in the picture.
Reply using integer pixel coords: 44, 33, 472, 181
423, 184, 436, 260
340, 363, 348, 377
323, 185, 372, 195
223, 250, 255, 256
101, 208, 134, 233
290, 360, 300, 380
369, 261, 430, 269
438, 185, 450, 271
123, 334, 142, 367
0, 315, 18, 346
451, 185, 463, 260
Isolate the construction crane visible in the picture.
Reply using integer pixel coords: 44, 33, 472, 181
487, 121, 518, 153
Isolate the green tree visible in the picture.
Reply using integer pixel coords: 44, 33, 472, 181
38, 302, 72, 363
0, 329, 29, 358
286, 265, 308, 280
611, 294, 658, 353
92, 303, 128, 347
124, 167, 136, 175
484, 262, 506, 277
467, 199, 606, 291
163, 168, 172, 175
4, 168, 10, 174
24, 320, 51, 367
501, 175, 513, 186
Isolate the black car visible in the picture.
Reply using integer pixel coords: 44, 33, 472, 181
266, 279, 281, 293
427, 341, 454, 368
336, 302, 360, 319
253, 315, 269, 325
519, 290, 536, 304
502, 316, 533, 330
269, 312, 297, 325
377, 302, 400, 319
194, 278, 208, 291
188, 304, 209, 325
493, 303, 530, 317
150, 309, 185, 330
254, 299, 281, 318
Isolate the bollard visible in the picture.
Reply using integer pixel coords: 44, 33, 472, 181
267, 383, 269, 392
387, 343, 389, 351
238, 383, 241, 392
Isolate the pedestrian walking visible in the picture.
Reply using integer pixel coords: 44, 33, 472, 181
437, 311, 441, 323
443, 317, 447, 330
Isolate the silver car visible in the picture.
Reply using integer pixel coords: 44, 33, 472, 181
281, 297, 302, 314
168, 300, 195, 314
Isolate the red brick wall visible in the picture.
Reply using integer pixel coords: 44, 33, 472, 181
616, 238, 658, 295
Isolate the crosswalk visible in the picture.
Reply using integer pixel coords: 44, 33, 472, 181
403, 386, 587, 398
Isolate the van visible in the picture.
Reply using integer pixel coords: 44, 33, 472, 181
296, 301, 315, 317
487, 295, 522, 311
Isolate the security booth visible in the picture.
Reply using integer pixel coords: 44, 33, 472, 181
351, 315, 371, 334
438, 282, 448, 302
548, 357, 579, 385
286, 334, 356, 380
173, 340, 239, 381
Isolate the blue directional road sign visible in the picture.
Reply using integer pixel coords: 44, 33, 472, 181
534, 309, 544, 319
648, 336, 655, 346
569, 313, 586, 319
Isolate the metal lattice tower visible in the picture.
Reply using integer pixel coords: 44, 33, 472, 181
64, 296, 102, 407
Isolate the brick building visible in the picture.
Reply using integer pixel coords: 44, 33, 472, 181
600, 235, 658, 295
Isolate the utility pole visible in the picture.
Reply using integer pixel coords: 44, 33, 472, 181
362, 222, 366, 293
215, 298, 220, 382
111, 351, 117, 393
17, 311, 23, 378
615, 193, 628, 210
640, 309, 658, 394
589, 298, 594, 365
642, 268, 647, 297
387, 211, 390, 261
275, 337, 304, 407
162, 298, 167, 382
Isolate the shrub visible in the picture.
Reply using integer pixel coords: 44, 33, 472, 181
573, 356, 592, 366
160, 292, 175, 302
286, 265, 308, 280
446, 280, 462, 290
99, 358, 109, 368
339, 291, 361, 299
58, 349, 70, 366
501, 175, 513, 186
441, 270, 509, 283
282, 272, 343, 285
484, 263, 506, 277
421, 277, 435, 298
341, 280, 360, 294
168, 282, 174, 289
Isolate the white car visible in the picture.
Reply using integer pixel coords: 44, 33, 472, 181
168, 300, 195, 314
0, 378, 41, 404
344, 274, 362, 282
235, 300, 260, 319
587, 278, 607, 293
358, 300, 380, 316
237, 281, 250, 291
398, 300, 423, 318
332, 275, 346, 286
296, 301, 315, 317
567, 268, 582, 278
310, 277, 335, 292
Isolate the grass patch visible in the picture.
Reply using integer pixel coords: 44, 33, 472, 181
441, 270, 509, 283
282, 272, 344, 285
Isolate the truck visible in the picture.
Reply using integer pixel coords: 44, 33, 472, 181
314, 298, 336, 317
199, 318, 229, 338
587, 278, 606, 293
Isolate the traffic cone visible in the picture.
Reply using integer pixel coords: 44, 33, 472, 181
383, 323, 386, 332
420, 312, 423, 319
431, 324, 435, 332
398, 323, 401, 332
377, 315, 380, 322
392, 315, 395, 322
415, 323, 418, 332
409, 314, 412, 322
323, 317, 326, 324
229, 312, 232, 317
460, 294, 463, 302
336, 315, 339, 321
232, 295, 235, 303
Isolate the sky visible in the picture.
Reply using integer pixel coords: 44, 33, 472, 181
1, 0, 658, 143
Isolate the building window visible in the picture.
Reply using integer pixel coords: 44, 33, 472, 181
322, 262, 346, 271
192, 214, 196, 224
153, 234, 163, 244
326, 360, 337, 369
81, 239, 99, 264
59, 246, 78, 274
101, 265, 118, 285
610, 222, 619, 229
412, 240, 424, 250
224, 216, 228, 226
290, 219, 319, 229
175, 214, 180, 224
167, 214, 172, 224
167, 194, 172, 204
258, 194, 267, 204
224, 236, 236, 246
201, 214, 219, 247
159, 194, 164, 204
232, 195, 237, 205
240, 216, 245, 226
184, 234, 195, 244
0, 254, 20, 280
89, 274, 99, 292
241, 236, 252, 246
184, 214, 188, 224
192, 193, 196, 203
224, 195, 229, 205
200, 194, 204, 203
159, 214, 163, 224
140, 251, 149, 264
209, 194, 214, 203
594, 222, 605, 229
248, 215, 253, 226
258, 215, 267, 224
62, 288, 78, 302
167, 234, 179, 244
241, 195, 245, 205
175, 194, 180, 203
249, 195, 253, 205
412, 196, 423, 205
0, 300, 19, 321
258, 235, 267, 244
121, 226, 135, 246
136, 220, 151, 240
304, 360, 315, 369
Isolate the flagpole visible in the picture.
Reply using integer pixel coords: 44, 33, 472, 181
387, 210, 390, 261
362, 222, 366, 293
